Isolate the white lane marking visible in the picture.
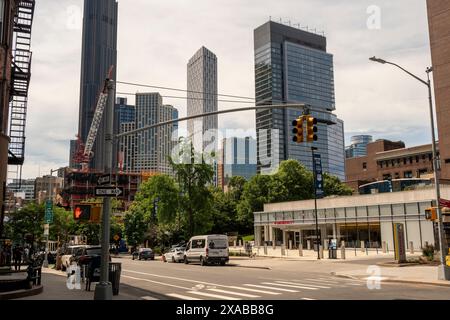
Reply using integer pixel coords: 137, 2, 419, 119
261, 282, 318, 290
244, 284, 299, 293
122, 275, 191, 290
301, 297, 317, 300
166, 293, 202, 300
305, 278, 342, 284
141, 296, 158, 300
207, 288, 260, 298
123, 269, 228, 288
187, 291, 241, 300
278, 281, 331, 289
226, 286, 281, 295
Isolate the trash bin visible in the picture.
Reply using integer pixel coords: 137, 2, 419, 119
109, 262, 122, 295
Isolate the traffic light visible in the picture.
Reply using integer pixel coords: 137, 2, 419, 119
425, 207, 437, 221
306, 116, 318, 142
292, 116, 305, 143
73, 204, 91, 221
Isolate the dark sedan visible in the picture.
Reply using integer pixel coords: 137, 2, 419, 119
132, 248, 155, 260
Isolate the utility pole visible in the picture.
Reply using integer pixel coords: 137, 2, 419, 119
311, 147, 320, 260
94, 79, 115, 300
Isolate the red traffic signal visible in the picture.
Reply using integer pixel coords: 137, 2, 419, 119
73, 205, 91, 221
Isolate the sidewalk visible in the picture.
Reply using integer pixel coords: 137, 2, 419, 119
16, 268, 135, 300
334, 264, 450, 287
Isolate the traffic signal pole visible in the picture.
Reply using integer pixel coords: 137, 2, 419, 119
311, 147, 320, 260
94, 79, 114, 300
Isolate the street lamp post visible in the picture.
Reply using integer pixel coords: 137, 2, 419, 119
43, 168, 58, 268
370, 56, 450, 280
311, 147, 321, 260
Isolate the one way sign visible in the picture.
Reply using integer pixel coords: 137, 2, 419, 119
95, 187, 124, 197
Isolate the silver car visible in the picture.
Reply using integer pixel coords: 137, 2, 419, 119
163, 247, 185, 263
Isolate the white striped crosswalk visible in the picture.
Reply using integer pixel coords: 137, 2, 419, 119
156, 276, 365, 301
164, 277, 366, 300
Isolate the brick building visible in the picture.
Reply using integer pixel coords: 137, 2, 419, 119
0, 0, 19, 236
345, 139, 438, 192
427, 1, 450, 183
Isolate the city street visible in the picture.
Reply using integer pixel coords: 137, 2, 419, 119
106, 257, 450, 300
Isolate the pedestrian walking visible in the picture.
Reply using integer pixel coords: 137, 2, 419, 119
13, 247, 22, 271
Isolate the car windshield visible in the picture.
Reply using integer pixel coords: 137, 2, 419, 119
86, 247, 102, 255
208, 239, 228, 249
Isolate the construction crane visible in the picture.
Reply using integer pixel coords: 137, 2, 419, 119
73, 66, 114, 171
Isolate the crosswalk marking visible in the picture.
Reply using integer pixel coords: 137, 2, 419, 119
166, 293, 202, 300
122, 275, 191, 290
187, 291, 242, 300
305, 278, 342, 284
244, 284, 299, 293
316, 277, 362, 286
262, 282, 318, 290
226, 286, 281, 295
301, 297, 317, 300
207, 288, 260, 298
141, 296, 158, 300
279, 281, 331, 289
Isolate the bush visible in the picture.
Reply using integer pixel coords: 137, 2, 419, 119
422, 244, 435, 261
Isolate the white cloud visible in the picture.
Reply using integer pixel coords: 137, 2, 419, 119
17, 0, 433, 179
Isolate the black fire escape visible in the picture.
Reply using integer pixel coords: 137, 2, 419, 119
8, 0, 35, 166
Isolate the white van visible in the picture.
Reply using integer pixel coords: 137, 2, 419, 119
184, 235, 229, 266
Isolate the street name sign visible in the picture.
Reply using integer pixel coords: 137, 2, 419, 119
45, 200, 53, 224
95, 187, 123, 197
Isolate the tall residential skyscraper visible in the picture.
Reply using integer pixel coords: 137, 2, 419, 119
113, 97, 135, 170
187, 46, 218, 152
427, 1, 450, 183
134, 93, 178, 175
345, 135, 373, 158
254, 21, 345, 180
78, 0, 118, 170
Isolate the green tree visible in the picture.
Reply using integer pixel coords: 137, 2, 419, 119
323, 173, 353, 196
7, 202, 44, 245
236, 174, 273, 232
272, 159, 314, 201
170, 141, 215, 238
123, 205, 148, 249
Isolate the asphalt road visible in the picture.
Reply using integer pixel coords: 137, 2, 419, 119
114, 257, 450, 300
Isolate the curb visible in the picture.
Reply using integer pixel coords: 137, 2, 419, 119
229, 264, 272, 270
0, 285, 43, 300
332, 273, 450, 287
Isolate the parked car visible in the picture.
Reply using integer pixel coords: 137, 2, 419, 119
183, 235, 229, 266
132, 248, 155, 260
75, 246, 103, 266
163, 247, 185, 263
61, 245, 88, 271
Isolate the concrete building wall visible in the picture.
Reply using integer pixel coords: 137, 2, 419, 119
427, 0, 450, 182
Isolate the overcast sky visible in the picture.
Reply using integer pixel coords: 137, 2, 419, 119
18, 0, 433, 179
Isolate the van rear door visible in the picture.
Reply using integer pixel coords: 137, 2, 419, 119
207, 237, 228, 257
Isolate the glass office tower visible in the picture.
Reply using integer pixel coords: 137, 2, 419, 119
254, 21, 345, 180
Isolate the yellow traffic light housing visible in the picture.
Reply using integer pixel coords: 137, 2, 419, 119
306, 116, 318, 142
292, 116, 305, 143
425, 207, 438, 221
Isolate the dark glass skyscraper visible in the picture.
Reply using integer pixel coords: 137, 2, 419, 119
254, 21, 345, 180
78, 0, 118, 170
